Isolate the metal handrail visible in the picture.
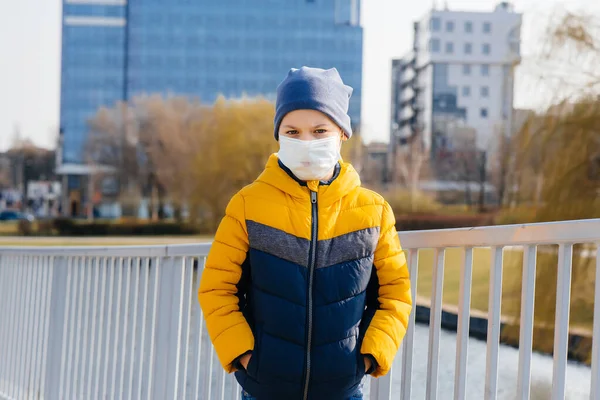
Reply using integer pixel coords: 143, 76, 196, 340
0, 218, 599, 400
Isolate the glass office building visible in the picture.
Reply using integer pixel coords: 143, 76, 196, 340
59, 0, 363, 165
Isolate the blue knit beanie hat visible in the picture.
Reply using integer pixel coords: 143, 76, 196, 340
274, 66, 354, 140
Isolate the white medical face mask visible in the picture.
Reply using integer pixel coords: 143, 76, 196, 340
278, 135, 341, 181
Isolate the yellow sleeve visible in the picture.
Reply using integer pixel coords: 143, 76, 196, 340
198, 192, 254, 373
360, 201, 412, 377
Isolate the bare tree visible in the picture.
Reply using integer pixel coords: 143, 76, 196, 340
87, 96, 203, 219
86, 94, 277, 224
391, 133, 428, 211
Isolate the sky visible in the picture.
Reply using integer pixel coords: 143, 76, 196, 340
0, 0, 597, 151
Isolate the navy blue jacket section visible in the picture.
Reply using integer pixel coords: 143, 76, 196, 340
234, 222, 379, 400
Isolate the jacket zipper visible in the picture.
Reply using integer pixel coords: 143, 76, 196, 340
303, 190, 318, 400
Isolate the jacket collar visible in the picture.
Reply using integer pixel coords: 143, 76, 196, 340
277, 160, 341, 187
256, 154, 361, 207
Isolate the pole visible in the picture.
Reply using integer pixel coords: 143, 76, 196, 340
61, 174, 68, 217
479, 151, 487, 212
16, 153, 24, 211
87, 171, 94, 221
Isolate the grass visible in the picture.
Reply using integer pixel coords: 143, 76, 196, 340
415, 247, 519, 316
0, 235, 212, 247
415, 247, 595, 332
0, 222, 20, 235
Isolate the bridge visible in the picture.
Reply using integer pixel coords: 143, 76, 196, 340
0, 219, 599, 400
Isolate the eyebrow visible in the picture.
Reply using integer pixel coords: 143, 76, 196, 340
281, 123, 332, 129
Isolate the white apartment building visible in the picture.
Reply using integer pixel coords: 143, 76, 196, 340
391, 2, 522, 162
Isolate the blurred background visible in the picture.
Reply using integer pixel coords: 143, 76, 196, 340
0, 1, 600, 394
0, 0, 598, 236
0, 0, 598, 234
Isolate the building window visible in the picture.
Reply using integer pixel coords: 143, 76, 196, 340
481, 64, 490, 76
481, 86, 489, 97
481, 108, 488, 118
483, 22, 492, 33
463, 64, 471, 75
510, 42, 521, 54
464, 42, 472, 54
446, 21, 454, 32
465, 21, 473, 33
445, 42, 454, 54
482, 43, 491, 55
431, 17, 441, 32
462, 86, 471, 97
430, 38, 441, 52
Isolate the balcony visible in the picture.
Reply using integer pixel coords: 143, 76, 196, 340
401, 68, 416, 83
400, 106, 415, 122
400, 87, 416, 104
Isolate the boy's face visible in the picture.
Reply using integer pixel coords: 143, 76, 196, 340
279, 109, 347, 144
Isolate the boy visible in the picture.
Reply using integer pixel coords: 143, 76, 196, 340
199, 67, 412, 400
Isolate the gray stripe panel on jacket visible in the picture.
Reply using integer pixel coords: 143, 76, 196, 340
316, 226, 380, 269
246, 220, 310, 268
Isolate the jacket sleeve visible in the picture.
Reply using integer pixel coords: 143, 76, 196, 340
360, 201, 412, 377
198, 192, 254, 373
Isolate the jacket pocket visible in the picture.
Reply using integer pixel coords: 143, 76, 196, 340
355, 331, 366, 379
356, 350, 366, 379
246, 326, 262, 380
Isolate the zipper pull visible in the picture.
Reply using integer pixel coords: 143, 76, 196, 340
310, 191, 317, 204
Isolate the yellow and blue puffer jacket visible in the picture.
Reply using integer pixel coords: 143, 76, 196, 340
198, 154, 412, 400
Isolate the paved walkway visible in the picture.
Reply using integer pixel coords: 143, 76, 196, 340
367, 323, 592, 400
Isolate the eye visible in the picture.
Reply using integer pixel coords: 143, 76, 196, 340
286, 130, 299, 135
314, 129, 328, 134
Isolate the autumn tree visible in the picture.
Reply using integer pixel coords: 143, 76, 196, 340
131, 96, 204, 220
503, 10, 600, 362
87, 94, 277, 225
187, 96, 277, 229
340, 128, 366, 175
88, 95, 205, 218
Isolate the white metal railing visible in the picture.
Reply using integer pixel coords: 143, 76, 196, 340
0, 218, 599, 400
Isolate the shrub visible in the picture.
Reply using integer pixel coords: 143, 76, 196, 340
52, 218, 202, 236
0, 221, 19, 236
395, 213, 495, 231
17, 220, 33, 236
494, 206, 539, 225
383, 190, 442, 215
36, 220, 55, 235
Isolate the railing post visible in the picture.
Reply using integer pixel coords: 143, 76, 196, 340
149, 256, 185, 400
400, 249, 419, 400
43, 256, 69, 399
517, 245, 537, 400
552, 244, 573, 400
454, 247, 473, 400
371, 369, 393, 400
485, 247, 504, 400
0, 255, 11, 398
590, 243, 600, 400
426, 248, 445, 400
370, 376, 380, 399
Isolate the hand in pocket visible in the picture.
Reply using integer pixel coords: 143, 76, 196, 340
241, 353, 252, 370
364, 356, 371, 373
